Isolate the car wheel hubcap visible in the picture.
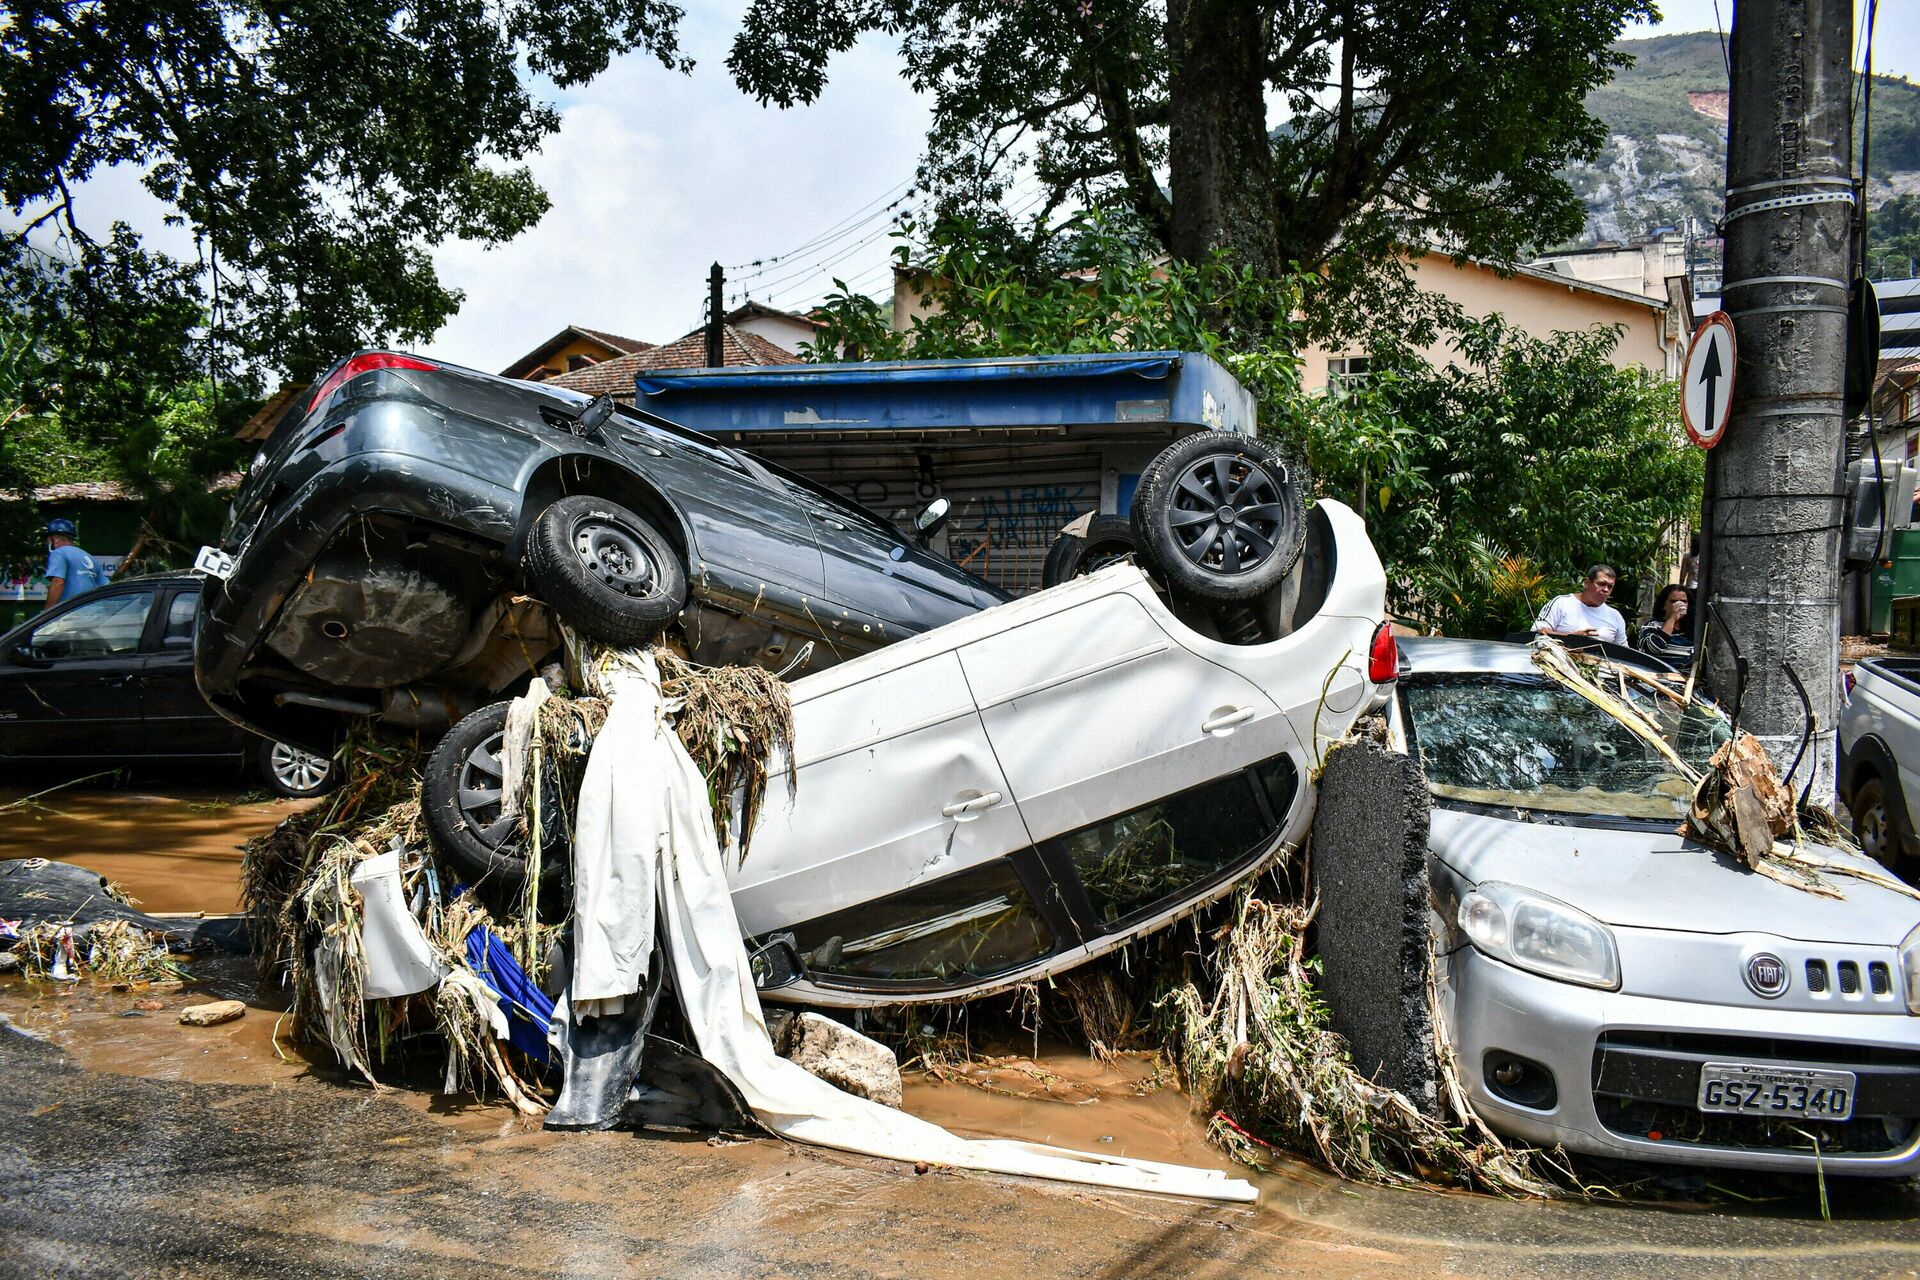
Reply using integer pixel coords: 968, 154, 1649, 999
1859, 800, 1892, 864
1168, 454, 1288, 575
269, 743, 330, 793
573, 518, 658, 599
456, 729, 518, 851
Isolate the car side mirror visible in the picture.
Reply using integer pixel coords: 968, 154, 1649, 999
574, 393, 615, 438
914, 497, 951, 542
746, 933, 805, 991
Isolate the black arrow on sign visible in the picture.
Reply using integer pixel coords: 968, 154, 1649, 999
1697, 334, 1724, 437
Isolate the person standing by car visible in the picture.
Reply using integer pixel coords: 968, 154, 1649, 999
40, 518, 110, 611
1532, 563, 1627, 645
1636, 583, 1695, 669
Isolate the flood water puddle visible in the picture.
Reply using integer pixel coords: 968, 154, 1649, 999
0, 783, 309, 912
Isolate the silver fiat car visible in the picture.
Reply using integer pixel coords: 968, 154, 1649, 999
1391, 638, 1920, 1175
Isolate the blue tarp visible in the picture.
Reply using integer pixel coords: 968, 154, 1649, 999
634, 353, 1175, 396
465, 926, 554, 1063
631, 350, 1256, 437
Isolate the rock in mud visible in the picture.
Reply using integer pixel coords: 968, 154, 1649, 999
0, 951, 19, 974
179, 1000, 246, 1027
781, 1012, 903, 1108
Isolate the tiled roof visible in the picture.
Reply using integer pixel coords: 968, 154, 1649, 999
575, 327, 654, 352
502, 325, 657, 378
724, 301, 824, 329
548, 326, 805, 401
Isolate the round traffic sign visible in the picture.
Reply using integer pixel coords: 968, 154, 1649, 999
1682, 311, 1737, 449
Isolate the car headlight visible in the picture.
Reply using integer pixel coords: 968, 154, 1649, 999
1458, 881, 1621, 990
1901, 921, 1920, 1015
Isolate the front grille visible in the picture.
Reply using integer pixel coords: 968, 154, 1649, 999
1871, 962, 1893, 996
1807, 960, 1829, 993
1601, 1031, 1915, 1068
1591, 1033, 1920, 1157
1839, 961, 1861, 994
1595, 1097, 1913, 1156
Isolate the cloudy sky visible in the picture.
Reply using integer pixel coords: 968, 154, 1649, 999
16, 3, 1916, 376
421, 0, 1916, 372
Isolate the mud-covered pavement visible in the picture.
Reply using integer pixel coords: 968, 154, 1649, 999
4, 785, 1920, 1278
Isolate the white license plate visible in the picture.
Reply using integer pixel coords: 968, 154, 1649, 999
194, 545, 236, 580
1697, 1062, 1856, 1121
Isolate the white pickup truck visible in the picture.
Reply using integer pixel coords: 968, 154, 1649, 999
1839, 657, 1920, 878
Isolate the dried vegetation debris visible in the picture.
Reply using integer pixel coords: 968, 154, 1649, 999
236, 643, 798, 1114
1163, 885, 1573, 1197
1531, 635, 1919, 902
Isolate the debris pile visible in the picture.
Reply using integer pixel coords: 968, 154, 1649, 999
239, 646, 798, 1118
1531, 635, 1920, 902
0, 860, 191, 984
1164, 886, 1572, 1197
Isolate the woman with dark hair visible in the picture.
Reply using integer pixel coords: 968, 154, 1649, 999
1637, 583, 1695, 668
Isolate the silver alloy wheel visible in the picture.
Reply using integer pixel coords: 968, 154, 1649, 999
268, 742, 332, 794
1856, 794, 1892, 864
457, 727, 518, 850
1167, 454, 1288, 575
572, 517, 659, 599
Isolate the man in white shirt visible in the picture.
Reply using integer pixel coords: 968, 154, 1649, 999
1533, 563, 1627, 645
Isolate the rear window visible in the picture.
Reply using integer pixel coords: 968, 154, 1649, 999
1400, 673, 1729, 821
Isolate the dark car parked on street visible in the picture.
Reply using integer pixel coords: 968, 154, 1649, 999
2, 574, 336, 797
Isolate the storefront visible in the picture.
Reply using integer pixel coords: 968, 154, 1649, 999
633, 351, 1257, 596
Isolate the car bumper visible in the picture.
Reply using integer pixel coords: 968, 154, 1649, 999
1446, 946, 1920, 1175
196, 450, 523, 747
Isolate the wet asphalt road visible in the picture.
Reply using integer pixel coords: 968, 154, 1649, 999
4, 784, 1920, 1277
4, 1018, 1920, 1280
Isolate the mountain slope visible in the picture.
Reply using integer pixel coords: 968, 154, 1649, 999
1563, 33, 1920, 247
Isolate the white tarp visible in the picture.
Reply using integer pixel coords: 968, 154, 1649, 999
564, 651, 1257, 1203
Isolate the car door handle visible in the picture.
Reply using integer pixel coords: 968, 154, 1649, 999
941, 791, 1002, 817
1202, 706, 1257, 734
96, 673, 136, 687
812, 513, 848, 531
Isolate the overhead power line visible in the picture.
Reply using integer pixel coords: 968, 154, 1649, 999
728, 176, 916, 278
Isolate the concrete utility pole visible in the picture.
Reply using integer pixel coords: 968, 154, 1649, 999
1705, 0, 1853, 799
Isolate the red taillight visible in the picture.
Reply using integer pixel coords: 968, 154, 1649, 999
306, 352, 439, 416
1368, 620, 1400, 684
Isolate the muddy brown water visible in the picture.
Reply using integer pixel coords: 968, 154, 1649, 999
0, 781, 309, 912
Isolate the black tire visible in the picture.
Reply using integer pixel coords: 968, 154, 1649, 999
1849, 775, 1909, 872
525, 495, 688, 647
424, 701, 568, 888
1041, 514, 1137, 588
253, 738, 338, 799
1129, 431, 1305, 603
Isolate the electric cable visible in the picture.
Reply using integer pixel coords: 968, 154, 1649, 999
728, 178, 917, 280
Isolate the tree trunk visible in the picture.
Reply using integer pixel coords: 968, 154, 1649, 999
1164, 1, 1276, 275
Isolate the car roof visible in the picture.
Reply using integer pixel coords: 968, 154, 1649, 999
1398, 635, 1674, 678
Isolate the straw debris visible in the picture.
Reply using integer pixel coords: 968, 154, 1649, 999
237, 643, 795, 1114
1164, 883, 1575, 1197
1529, 635, 1920, 903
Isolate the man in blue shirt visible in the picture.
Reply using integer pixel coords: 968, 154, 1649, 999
42, 518, 110, 610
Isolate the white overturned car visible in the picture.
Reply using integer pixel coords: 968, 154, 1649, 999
739, 499, 1391, 1007
429, 490, 1391, 1008
1391, 638, 1920, 1175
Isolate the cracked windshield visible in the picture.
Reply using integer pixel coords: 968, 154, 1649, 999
1402, 672, 1731, 821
